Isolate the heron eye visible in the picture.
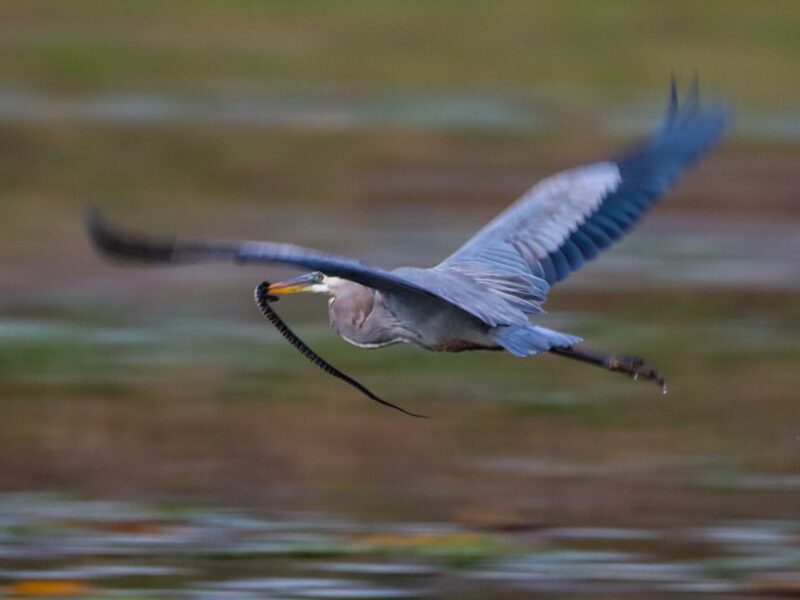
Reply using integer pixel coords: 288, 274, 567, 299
313, 272, 324, 283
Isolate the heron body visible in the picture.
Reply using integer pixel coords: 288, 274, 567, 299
301, 276, 481, 351
316, 276, 573, 355
88, 80, 728, 402
325, 278, 414, 349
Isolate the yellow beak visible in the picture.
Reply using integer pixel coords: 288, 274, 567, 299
267, 273, 317, 295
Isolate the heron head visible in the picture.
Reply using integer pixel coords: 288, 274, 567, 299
267, 271, 330, 295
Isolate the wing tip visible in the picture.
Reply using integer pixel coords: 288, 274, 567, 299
664, 75, 732, 125
655, 75, 731, 160
668, 73, 679, 117
85, 206, 178, 263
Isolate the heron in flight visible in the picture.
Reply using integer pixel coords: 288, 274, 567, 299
89, 81, 727, 414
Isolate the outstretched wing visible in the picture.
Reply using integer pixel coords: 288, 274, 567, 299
88, 81, 728, 331
436, 80, 729, 318
87, 210, 502, 325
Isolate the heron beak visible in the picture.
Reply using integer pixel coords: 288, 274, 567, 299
267, 273, 318, 295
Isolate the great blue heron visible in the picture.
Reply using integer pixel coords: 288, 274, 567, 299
88, 80, 727, 414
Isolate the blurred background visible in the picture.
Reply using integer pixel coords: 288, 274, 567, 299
1, 2, 799, 598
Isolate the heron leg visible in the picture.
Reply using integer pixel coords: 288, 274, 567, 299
549, 346, 667, 392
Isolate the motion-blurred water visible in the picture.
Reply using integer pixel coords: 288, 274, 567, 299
3, 495, 800, 598
1, 2, 799, 597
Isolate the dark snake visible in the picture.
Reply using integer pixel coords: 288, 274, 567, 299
254, 281, 426, 418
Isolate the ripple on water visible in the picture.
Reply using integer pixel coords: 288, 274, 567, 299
0, 87, 541, 133
313, 561, 437, 576
3, 495, 800, 598
205, 577, 420, 598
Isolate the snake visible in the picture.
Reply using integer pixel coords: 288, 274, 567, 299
253, 281, 426, 418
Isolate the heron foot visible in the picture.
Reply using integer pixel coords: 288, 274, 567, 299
606, 355, 667, 393
549, 346, 668, 394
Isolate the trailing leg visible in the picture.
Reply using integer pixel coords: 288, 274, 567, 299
550, 345, 667, 392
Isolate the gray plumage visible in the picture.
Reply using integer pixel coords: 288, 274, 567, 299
88, 81, 727, 384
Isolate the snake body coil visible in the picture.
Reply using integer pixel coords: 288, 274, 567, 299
254, 282, 425, 418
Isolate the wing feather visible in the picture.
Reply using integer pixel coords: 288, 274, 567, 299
436, 82, 728, 321
86, 210, 507, 325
